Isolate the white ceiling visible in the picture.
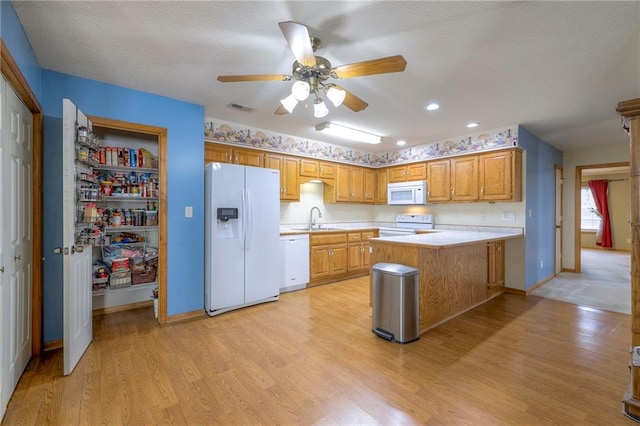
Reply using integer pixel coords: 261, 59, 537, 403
12, 1, 640, 153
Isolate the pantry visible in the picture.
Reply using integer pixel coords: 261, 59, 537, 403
70, 100, 167, 319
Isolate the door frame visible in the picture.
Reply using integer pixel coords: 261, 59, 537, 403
555, 165, 563, 274
1, 39, 44, 355
88, 116, 168, 323
574, 161, 629, 273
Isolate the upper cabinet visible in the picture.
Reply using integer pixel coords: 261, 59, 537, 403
204, 143, 262, 167
451, 156, 479, 201
375, 169, 388, 205
264, 153, 300, 201
300, 159, 336, 181
426, 160, 451, 202
478, 150, 522, 202
388, 162, 427, 183
324, 165, 374, 204
426, 148, 522, 203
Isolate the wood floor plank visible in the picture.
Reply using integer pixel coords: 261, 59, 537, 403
1, 276, 633, 425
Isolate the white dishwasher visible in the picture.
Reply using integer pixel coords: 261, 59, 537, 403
279, 233, 310, 293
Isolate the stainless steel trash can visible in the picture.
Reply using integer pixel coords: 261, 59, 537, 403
372, 262, 419, 343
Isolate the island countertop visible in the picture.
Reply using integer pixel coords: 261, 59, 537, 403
370, 229, 522, 249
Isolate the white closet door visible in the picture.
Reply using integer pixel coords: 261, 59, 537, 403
0, 75, 33, 416
62, 99, 93, 376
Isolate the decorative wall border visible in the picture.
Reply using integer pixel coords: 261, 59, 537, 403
204, 118, 519, 167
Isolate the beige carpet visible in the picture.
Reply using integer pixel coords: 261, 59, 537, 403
530, 248, 631, 314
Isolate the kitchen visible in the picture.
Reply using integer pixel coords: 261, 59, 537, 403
1, 1, 637, 423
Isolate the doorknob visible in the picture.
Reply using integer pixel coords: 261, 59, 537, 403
14, 255, 21, 261
53, 247, 63, 254
0, 266, 4, 273
71, 245, 84, 254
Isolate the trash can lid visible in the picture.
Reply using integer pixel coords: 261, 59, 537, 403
372, 262, 419, 276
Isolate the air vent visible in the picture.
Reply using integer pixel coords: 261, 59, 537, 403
226, 103, 256, 113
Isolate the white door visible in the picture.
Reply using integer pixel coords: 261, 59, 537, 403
62, 99, 93, 375
0, 76, 33, 415
555, 167, 563, 274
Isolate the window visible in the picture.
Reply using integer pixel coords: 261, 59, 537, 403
581, 187, 600, 231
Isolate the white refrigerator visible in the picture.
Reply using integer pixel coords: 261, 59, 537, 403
205, 163, 282, 316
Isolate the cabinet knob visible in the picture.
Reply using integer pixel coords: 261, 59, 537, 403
14, 255, 21, 261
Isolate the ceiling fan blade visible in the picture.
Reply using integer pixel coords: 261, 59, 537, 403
333, 85, 368, 112
217, 74, 291, 82
278, 21, 316, 67
332, 55, 407, 79
274, 104, 290, 115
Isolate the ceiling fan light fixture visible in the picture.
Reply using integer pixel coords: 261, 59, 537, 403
326, 86, 346, 107
291, 80, 310, 101
315, 122, 382, 144
280, 94, 298, 113
313, 99, 329, 118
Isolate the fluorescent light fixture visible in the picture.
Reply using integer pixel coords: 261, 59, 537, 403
425, 102, 440, 111
326, 86, 346, 107
315, 122, 382, 144
466, 122, 479, 128
280, 94, 298, 113
313, 99, 329, 118
396, 140, 406, 146
291, 81, 310, 101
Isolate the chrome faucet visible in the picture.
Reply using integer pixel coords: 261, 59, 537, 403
309, 206, 322, 230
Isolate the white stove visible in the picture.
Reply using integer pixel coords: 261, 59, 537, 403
378, 214, 434, 237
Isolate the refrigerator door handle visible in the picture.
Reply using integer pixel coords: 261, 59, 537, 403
245, 189, 253, 250
240, 189, 246, 250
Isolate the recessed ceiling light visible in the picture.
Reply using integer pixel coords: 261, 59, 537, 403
466, 122, 479, 128
396, 140, 406, 146
425, 103, 440, 111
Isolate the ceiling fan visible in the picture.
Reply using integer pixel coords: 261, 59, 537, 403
217, 21, 407, 117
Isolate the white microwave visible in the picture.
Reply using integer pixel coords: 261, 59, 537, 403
387, 181, 427, 205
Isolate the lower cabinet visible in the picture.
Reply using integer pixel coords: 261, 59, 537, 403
487, 240, 505, 288
309, 230, 378, 286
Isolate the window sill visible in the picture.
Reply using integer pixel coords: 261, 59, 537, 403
581, 229, 597, 234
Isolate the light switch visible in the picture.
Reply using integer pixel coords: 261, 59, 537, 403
185, 206, 193, 218
501, 212, 516, 221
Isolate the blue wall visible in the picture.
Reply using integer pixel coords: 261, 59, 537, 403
518, 126, 563, 289
4, 0, 206, 342
40, 71, 205, 341
1, 0, 42, 99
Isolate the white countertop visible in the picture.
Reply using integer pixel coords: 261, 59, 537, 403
370, 229, 522, 249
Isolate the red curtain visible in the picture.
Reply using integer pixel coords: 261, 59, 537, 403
588, 179, 612, 248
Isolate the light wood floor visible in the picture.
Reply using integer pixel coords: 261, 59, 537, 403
2, 276, 634, 425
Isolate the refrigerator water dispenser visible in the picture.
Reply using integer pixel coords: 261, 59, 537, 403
217, 207, 238, 239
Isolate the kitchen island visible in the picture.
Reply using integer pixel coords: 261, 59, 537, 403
369, 230, 523, 334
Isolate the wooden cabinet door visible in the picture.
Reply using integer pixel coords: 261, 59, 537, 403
347, 242, 363, 271
310, 246, 331, 279
335, 165, 351, 202
388, 165, 407, 183
451, 156, 479, 201
487, 240, 505, 288
263, 153, 282, 171
350, 167, 364, 202
479, 150, 520, 201
407, 163, 426, 181
376, 169, 388, 204
362, 241, 372, 269
233, 148, 263, 167
426, 160, 451, 202
318, 162, 336, 179
300, 159, 319, 177
363, 168, 376, 203
281, 156, 300, 201
204, 143, 232, 163
330, 245, 348, 275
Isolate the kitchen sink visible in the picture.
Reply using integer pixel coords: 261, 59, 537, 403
304, 226, 342, 231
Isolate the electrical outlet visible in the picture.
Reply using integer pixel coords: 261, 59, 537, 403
454, 211, 460, 218
501, 212, 516, 221
628, 238, 632, 244
540, 260, 544, 269
185, 206, 193, 218
481, 212, 486, 220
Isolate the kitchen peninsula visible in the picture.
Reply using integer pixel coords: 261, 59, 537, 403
369, 230, 523, 334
